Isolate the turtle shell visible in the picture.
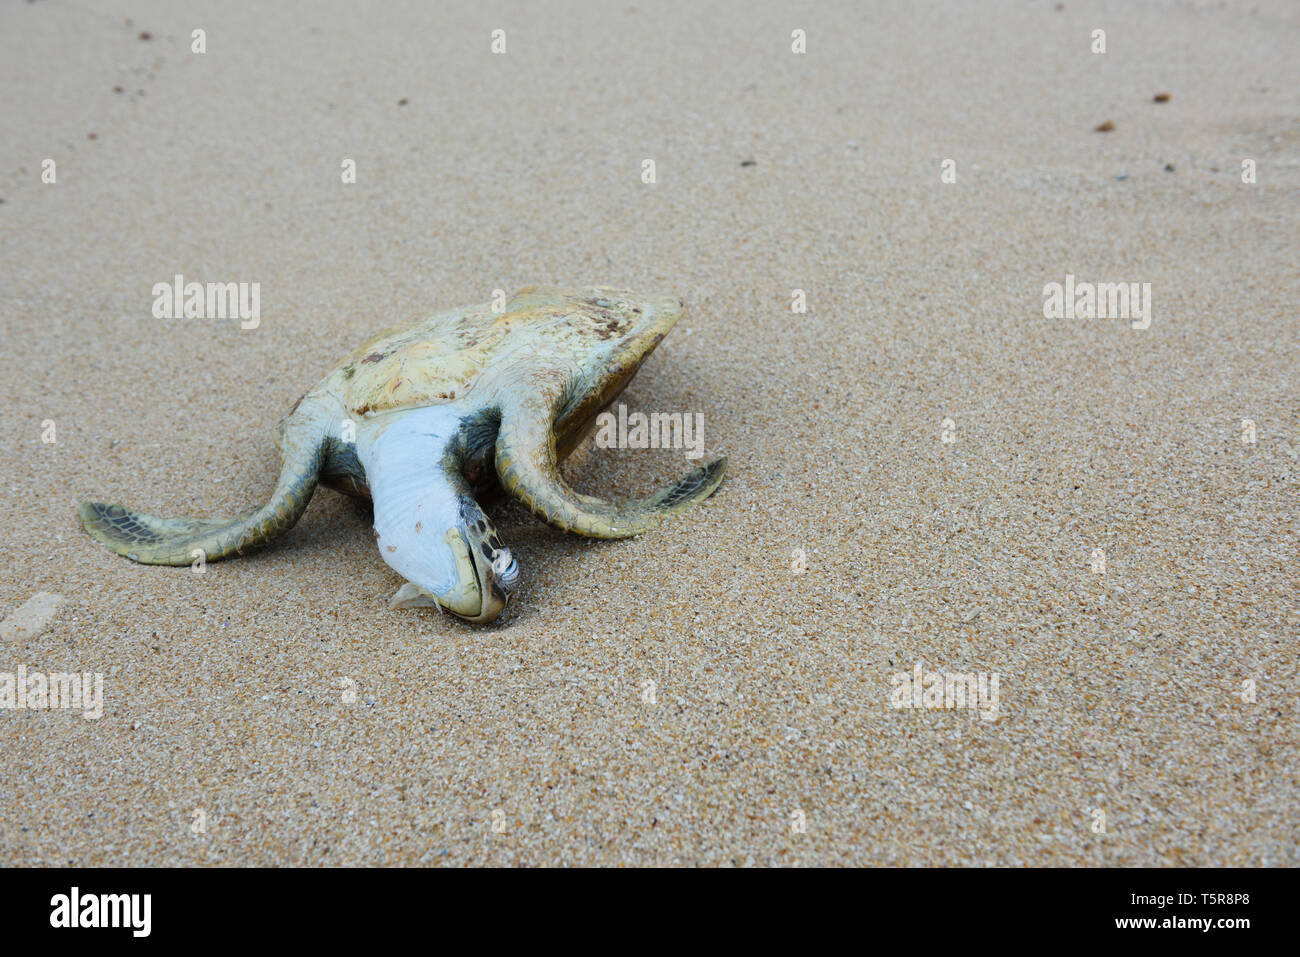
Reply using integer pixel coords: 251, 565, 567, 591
320, 285, 685, 421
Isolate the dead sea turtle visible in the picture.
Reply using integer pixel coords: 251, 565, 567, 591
78, 285, 726, 623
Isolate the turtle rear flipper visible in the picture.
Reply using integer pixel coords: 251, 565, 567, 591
495, 397, 726, 539
78, 416, 326, 565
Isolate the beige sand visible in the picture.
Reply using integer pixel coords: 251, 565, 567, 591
1, 0, 1296, 866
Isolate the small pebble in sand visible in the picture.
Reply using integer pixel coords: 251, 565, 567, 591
740, 159, 756, 167
112, 85, 123, 94
1094, 120, 1115, 132
1164, 163, 1175, 172
0, 592, 66, 641
1153, 92, 1171, 102
87, 132, 97, 140
398, 97, 409, 106
138, 31, 151, 41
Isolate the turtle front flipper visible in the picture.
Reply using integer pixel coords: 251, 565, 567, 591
78, 413, 327, 565
495, 396, 726, 539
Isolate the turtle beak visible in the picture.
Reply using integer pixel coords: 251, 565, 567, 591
456, 529, 511, 623
387, 526, 512, 623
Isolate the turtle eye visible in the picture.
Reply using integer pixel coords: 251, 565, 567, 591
490, 547, 519, 588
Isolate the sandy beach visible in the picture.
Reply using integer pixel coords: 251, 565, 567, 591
1, 0, 1296, 865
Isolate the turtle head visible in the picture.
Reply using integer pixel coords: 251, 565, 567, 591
357, 407, 519, 624
386, 497, 517, 623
